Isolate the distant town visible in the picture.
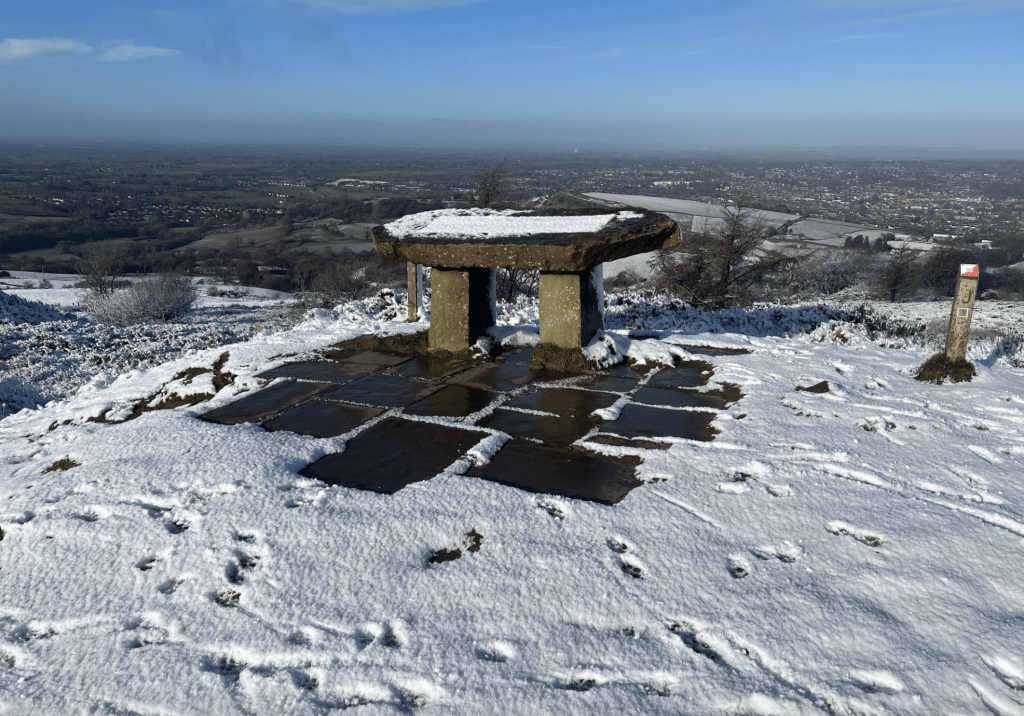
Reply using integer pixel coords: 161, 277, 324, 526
1, 143, 1021, 278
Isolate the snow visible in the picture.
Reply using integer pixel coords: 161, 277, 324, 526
2, 287, 1024, 714
383, 208, 644, 240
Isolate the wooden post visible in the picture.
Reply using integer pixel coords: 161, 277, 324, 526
944, 264, 979, 362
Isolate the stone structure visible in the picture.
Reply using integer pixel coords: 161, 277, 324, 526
945, 263, 979, 362
372, 208, 679, 368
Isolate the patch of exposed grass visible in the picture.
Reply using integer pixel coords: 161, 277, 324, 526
44, 458, 80, 473
915, 352, 977, 384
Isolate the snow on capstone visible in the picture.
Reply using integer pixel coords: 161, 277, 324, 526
383, 208, 644, 239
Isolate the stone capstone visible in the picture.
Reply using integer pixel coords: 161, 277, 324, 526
372, 208, 679, 272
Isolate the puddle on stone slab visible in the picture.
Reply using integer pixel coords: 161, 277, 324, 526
631, 386, 722, 410
600, 403, 718, 442
466, 440, 641, 505
644, 361, 712, 389
389, 355, 474, 380
477, 387, 616, 446
451, 349, 560, 393
405, 384, 498, 418
320, 373, 442, 408
263, 400, 383, 438
575, 362, 643, 393
256, 361, 367, 384
299, 418, 489, 494
200, 381, 332, 425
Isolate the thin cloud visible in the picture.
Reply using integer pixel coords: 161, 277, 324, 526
99, 43, 182, 62
0, 37, 92, 62
279, 0, 489, 15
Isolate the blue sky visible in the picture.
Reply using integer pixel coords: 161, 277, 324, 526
1, 0, 1022, 151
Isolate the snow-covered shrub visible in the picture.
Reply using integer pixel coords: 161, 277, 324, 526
788, 250, 872, 297
84, 275, 197, 326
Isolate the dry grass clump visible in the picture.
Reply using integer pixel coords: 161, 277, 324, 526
915, 352, 977, 384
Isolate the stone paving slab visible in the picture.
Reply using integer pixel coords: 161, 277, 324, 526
598, 403, 718, 441
256, 360, 367, 384
477, 386, 618, 447
405, 384, 498, 418
320, 373, 442, 408
644, 363, 710, 389
201, 341, 745, 504
449, 349, 571, 393
199, 380, 333, 425
388, 354, 474, 380
466, 440, 641, 505
298, 418, 490, 494
263, 400, 384, 438
631, 385, 720, 410
502, 386, 618, 418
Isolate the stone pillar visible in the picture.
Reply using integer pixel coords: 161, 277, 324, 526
428, 267, 496, 353
538, 268, 604, 350
945, 264, 979, 362
406, 262, 423, 322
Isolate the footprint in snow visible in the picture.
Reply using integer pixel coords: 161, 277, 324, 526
136, 555, 162, 572
226, 551, 261, 584
607, 536, 645, 578
215, 588, 241, 608
477, 639, 516, 662
728, 555, 752, 579
79, 505, 111, 522
158, 577, 185, 594
827, 521, 885, 548
751, 541, 803, 563
667, 621, 723, 662
358, 621, 407, 649
538, 498, 569, 520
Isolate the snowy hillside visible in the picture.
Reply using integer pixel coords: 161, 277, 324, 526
2, 288, 1024, 714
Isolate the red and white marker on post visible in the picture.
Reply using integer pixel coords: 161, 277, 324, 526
945, 264, 979, 362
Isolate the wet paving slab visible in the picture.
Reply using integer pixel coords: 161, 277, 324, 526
203, 341, 744, 505
299, 418, 490, 494
644, 362, 711, 389
451, 349, 570, 393
478, 387, 618, 447
256, 360, 367, 384
263, 400, 384, 438
579, 366, 642, 394
598, 402, 718, 442
405, 384, 498, 419
466, 440, 641, 505
389, 354, 474, 381
200, 381, 332, 425
631, 385, 721, 410
320, 373, 442, 408
337, 351, 413, 370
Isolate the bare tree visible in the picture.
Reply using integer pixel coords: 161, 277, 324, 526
653, 198, 793, 309
475, 161, 509, 209
875, 243, 920, 302
77, 250, 127, 297
496, 268, 539, 303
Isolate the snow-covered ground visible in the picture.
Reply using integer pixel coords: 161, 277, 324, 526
2, 287, 1024, 714
1, 278, 295, 417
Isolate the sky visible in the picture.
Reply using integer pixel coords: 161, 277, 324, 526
1, 0, 1022, 152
